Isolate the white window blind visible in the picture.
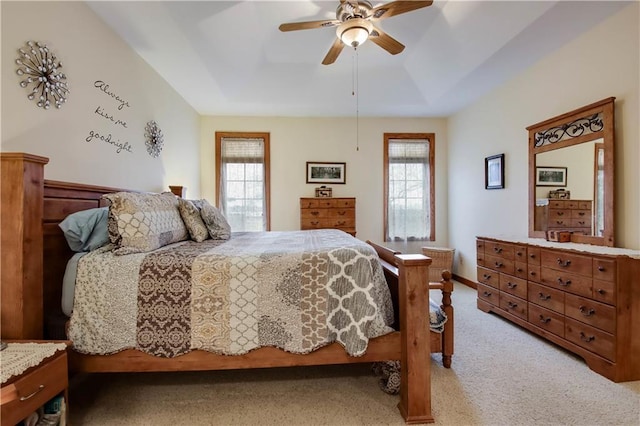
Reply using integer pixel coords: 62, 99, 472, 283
387, 138, 431, 241
220, 137, 266, 232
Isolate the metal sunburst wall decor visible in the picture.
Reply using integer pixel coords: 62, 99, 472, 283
15, 41, 69, 109
144, 120, 164, 158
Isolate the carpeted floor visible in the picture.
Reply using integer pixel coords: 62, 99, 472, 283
68, 282, 640, 425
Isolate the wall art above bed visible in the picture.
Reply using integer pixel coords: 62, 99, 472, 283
144, 120, 164, 158
15, 40, 69, 109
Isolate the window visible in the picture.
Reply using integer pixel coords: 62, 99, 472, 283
384, 133, 435, 242
215, 132, 270, 231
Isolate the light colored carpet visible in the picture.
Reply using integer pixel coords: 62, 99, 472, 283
68, 283, 640, 425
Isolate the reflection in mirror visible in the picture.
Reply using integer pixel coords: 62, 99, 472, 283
534, 140, 600, 236
527, 97, 615, 247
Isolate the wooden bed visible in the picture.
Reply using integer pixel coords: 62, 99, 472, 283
1, 153, 454, 424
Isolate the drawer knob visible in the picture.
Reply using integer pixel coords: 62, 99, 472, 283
483, 291, 492, 297
338, 211, 346, 215
494, 247, 502, 253
311, 211, 319, 216
311, 221, 319, 225
507, 301, 518, 309
539, 315, 551, 324
579, 305, 596, 317
579, 332, 595, 343
507, 282, 517, 289
19, 384, 45, 401
538, 292, 551, 301
557, 212, 564, 216
529, 271, 537, 277
495, 262, 503, 268
516, 267, 523, 273
578, 212, 585, 216
483, 274, 491, 280
557, 258, 571, 267
557, 278, 571, 286
597, 289, 606, 295
516, 251, 523, 257
597, 266, 605, 272
529, 253, 536, 259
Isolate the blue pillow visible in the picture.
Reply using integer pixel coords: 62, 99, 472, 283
59, 207, 109, 252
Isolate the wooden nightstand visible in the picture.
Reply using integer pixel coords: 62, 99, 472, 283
1, 341, 70, 426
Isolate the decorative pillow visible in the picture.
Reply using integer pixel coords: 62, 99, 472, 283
199, 200, 231, 240
177, 198, 209, 242
103, 191, 189, 255
58, 207, 110, 252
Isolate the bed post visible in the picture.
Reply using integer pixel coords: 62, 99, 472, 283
395, 254, 434, 424
1, 152, 49, 339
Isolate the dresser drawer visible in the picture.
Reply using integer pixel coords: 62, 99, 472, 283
301, 218, 355, 229
477, 266, 499, 288
527, 247, 541, 265
476, 239, 486, 254
540, 267, 592, 298
565, 317, 615, 361
499, 274, 527, 300
485, 241, 515, 260
571, 209, 591, 219
1, 352, 68, 426
541, 249, 592, 277
565, 294, 616, 334
593, 279, 616, 305
301, 208, 354, 221
527, 265, 541, 283
528, 282, 564, 314
477, 282, 499, 306
528, 303, 564, 337
570, 217, 591, 228
499, 292, 527, 320
514, 261, 528, 280
593, 258, 616, 282
484, 254, 515, 275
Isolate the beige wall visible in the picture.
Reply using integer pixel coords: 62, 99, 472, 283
1, 1, 200, 194
200, 116, 449, 251
448, 2, 640, 281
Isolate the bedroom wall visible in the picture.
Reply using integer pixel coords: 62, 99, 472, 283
0, 1, 200, 194
200, 116, 449, 252
448, 2, 640, 281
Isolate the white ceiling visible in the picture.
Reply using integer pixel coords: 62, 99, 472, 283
87, 0, 629, 117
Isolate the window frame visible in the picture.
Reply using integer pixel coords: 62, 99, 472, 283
215, 131, 271, 231
383, 132, 435, 242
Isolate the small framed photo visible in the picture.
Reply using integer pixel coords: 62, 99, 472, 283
536, 167, 567, 187
306, 162, 346, 184
485, 154, 505, 190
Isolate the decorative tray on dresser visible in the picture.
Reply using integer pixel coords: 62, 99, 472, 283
476, 236, 640, 382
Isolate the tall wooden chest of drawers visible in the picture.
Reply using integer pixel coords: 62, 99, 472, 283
476, 236, 640, 382
535, 199, 593, 235
300, 197, 356, 236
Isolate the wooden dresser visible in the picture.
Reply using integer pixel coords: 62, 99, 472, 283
300, 197, 356, 236
476, 236, 640, 382
535, 199, 593, 235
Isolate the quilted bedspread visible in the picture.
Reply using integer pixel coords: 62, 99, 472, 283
68, 230, 396, 358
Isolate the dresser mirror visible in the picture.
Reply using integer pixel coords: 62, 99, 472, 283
527, 97, 615, 246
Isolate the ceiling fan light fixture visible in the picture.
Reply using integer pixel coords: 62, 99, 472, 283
336, 18, 372, 48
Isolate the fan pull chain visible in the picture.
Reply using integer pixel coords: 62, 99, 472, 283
352, 48, 360, 151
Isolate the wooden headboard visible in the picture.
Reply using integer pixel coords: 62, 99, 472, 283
43, 180, 129, 338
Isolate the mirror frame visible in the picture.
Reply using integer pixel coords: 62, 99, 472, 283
527, 97, 615, 247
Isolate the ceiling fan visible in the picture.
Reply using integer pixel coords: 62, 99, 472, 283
279, 1, 433, 65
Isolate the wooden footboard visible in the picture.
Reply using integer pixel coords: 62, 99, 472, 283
1, 153, 435, 424
368, 240, 454, 369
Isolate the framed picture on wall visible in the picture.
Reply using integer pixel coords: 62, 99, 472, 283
536, 166, 567, 186
306, 162, 346, 184
485, 154, 505, 189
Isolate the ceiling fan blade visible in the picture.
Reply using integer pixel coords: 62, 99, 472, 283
370, 1, 433, 20
279, 19, 340, 32
369, 26, 405, 55
322, 38, 345, 65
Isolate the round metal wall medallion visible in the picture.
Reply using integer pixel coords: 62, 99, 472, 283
15, 41, 69, 109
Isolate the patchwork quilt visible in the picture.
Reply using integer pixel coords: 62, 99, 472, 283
68, 230, 396, 357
